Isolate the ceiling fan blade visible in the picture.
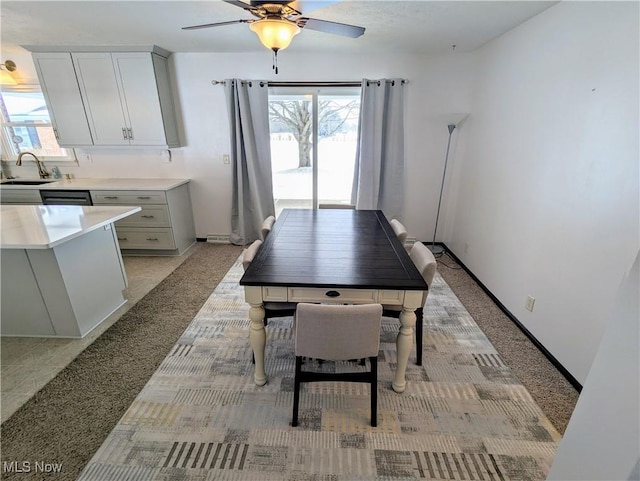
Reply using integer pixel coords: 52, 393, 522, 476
299, 17, 365, 38
224, 0, 256, 11
182, 19, 252, 30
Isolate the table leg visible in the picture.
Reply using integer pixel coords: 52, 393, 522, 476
249, 303, 267, 386
393, 307, 416, 393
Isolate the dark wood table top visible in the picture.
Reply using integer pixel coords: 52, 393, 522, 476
240, 209, 428, 291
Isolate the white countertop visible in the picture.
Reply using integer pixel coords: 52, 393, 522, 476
0, 178, 189, 191
1, 205, 142, 249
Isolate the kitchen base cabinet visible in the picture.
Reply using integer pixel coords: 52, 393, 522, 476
114, 227, 176, 250
0, 189, 43, 204
91, 182, 195, 256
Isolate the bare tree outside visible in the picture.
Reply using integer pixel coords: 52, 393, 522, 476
269, 99, 359, 168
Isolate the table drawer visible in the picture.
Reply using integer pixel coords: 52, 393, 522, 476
114, 227, 175, 250
379, 290, 405, 306
262, 286, 288, 302
115, 205, 170, 227
288, 287, 378, 303
92, 191, 166, 205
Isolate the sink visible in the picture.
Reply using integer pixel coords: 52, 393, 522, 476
1, 180, 56, 185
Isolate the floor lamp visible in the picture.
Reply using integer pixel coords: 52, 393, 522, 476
429, 116, 466, 255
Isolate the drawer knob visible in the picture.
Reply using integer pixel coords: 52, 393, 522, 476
325, 290, 341, 298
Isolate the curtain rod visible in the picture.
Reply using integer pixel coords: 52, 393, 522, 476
211, 80, 408, 87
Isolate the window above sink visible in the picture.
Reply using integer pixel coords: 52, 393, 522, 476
0, 87, 76, 162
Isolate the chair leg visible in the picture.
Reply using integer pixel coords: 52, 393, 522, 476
370, 356, 378, 427
416, 307, 423, 366
292, 356, 302, 427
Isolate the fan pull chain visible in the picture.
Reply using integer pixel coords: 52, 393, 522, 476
272, 49, 279, 75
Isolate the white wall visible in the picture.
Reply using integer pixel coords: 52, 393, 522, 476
445, 1, 639, 383
5, 48, 475, 241
547, 252, 639, 480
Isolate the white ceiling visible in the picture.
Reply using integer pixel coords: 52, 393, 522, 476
1, 1, 556, 55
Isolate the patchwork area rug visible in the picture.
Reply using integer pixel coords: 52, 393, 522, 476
77, 257, 560, 480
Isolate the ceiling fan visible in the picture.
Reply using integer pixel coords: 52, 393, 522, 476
182, 0, 365, 73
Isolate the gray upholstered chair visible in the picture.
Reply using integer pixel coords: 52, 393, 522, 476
242, 239, 297, 326
292, 303, 382, 427
389, 219, 408, 245
242, 239, 263, 271
382, 241, 436, 366
261, 215, 276, 239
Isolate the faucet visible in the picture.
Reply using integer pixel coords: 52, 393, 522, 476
16, 152, 50, 179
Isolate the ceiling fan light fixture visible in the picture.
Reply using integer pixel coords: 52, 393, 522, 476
249, 18, 300, 51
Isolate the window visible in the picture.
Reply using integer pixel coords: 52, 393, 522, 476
268, 87, 361, 215
0, 87, 75, 161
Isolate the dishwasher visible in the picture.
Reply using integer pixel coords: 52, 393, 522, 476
40, 190, 93, 205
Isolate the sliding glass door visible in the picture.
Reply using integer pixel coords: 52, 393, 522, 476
268, 87, 360, 216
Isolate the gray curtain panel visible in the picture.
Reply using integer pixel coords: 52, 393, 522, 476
225, 79, 276, 245
351, 78, 405, 220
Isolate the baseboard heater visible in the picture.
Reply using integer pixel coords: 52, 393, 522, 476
206, 234, 231, 244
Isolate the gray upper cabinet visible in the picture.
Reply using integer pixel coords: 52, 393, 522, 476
32, 53, 93, 147
30, 47, 180, 148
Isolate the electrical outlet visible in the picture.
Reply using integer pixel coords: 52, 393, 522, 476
525, 295, 536, 312
223, 154, 230, 164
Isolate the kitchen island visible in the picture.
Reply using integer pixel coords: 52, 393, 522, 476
1, 204, 141, 337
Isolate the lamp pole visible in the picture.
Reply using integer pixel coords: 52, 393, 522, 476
429, 123, 456, 255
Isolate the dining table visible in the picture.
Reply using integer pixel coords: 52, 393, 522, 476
239, 208, 428, 393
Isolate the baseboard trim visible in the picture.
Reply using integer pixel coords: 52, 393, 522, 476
440, 242, 583, 393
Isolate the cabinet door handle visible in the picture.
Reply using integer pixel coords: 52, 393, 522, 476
104, 196, 119, 199
137, 196, 151, 199
325, 290, 341, 298
141, 215, 155, 218
122, 128, 128, 140
117, 237, 128, 241
128, 128, 133, 140
146, 238, 159, 241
